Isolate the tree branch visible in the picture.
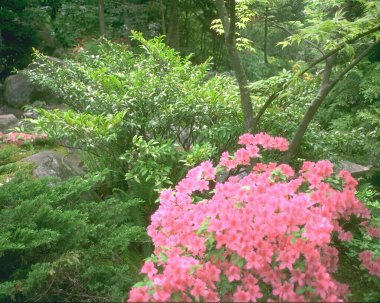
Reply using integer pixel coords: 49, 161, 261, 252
298, 24, 380, 76
252, 25, 380, 129
253, 92, 278, 129
272, 22, 325, 55
329, 41, 377, 88
282, 54, 337, 163
283, 42, 377, 163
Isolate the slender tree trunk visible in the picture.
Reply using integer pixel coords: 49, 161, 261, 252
167, 0, 180, 50
184, 5, 189, 48
159, 0, 166, 35
283, 42, 377, 162
215, 0, 255, 131
99, 0, 106, 36
264, 7, 269, 64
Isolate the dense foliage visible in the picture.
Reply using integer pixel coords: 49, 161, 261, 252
0, 171, 149, 302
26, 32, 242, 203
1, 0, 380, 302
0, 0, 39, 78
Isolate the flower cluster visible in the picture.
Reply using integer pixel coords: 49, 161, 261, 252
0, 132, 47, 145
358, 251, 380, 276
366, 226, 380, 239
129, 133, 377, 302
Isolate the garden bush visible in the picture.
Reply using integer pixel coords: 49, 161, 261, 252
0, 172, 149, 302
129, 133, 380, 302
26, 32, 242, 195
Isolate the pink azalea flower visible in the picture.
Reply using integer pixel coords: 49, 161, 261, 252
273, 282, 295, 301
128, 286, 150, 302
141, 261, 158, 279
367, 226, 380, 238
233, 287, 251, 302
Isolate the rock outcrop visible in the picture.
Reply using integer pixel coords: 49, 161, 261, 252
340, 161, 372, 177
22, 150, 80, 179
0, 114, 19, 132
2, 56, 65, 108
4, 73, 33, 107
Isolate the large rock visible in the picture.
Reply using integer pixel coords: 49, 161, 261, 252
4, 74, 33, 107
22, 150, 77, 179
37, 29, 60, 51
4, 57, 65, 108
0, 83, 4, 105
0, 114, 19, 132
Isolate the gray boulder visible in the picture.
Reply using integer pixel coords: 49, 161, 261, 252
22, 150, 77, 179
0, 114, 19, 132
340, 161, 372, 177
37, 29, 60, 51
4, 73, 33, 107
4, 56, 65, 108
0, 83, 4, 103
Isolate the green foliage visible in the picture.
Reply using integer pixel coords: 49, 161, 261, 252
357, 183, 380, 213
122, 136, 183, 206
316, 61, 380, 165
0, 1, 39, 77
0, 145, 21, 165
182, 142, 217, 168
52, 1, 99, 46
211, 2, 255, 51
26, 32, 242, 192
0, 172, 149, 302
251, 70, 322, 160
281, 0, 380, 51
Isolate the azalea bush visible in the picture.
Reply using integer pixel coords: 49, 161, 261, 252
0, 132, 47, 146
129, 133, 380, 302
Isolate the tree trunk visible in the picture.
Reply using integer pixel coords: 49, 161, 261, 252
159, 0, 167, 35
167, 0, 180, 50
264, 7, 269, 64
99, 0, 106, 36
215, 0, 255, 131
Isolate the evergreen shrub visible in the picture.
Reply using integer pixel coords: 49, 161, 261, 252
0, 172, 149, 302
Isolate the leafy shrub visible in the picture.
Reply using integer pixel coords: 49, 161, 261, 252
0, 172, 149, 302
129, 133, 380, 302
26, 32, 242, 193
